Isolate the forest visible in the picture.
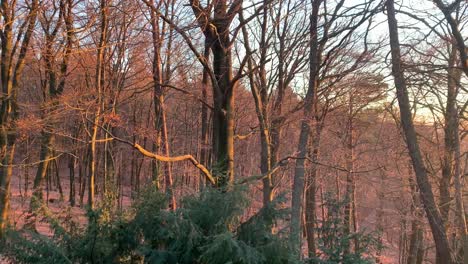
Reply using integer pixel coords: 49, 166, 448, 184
0, 0, 466, 263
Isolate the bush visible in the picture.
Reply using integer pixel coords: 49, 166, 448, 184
308, 193, 382, 264
2, 186, 293, 264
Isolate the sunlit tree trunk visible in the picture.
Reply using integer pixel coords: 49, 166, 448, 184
89, 0, 108, 209
199, 42, 210, 190
148, 0, 175, 209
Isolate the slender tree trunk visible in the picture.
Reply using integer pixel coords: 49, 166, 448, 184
445, 45, 466, 264
305, 123, 323, 258
69, 155, 75, 206
407, 176, 424, 264
31, 133, 54, 210
199, 43, 210, 190
454, 118, 467, 264
376, 169, 385, 264
290, 0, 321, 257
149, 0, 175, 209
386, 1, 453, 262
344, 93, 357, 254
240, 8, 272, 205
0, 144, 16, 236
79, 148, 87, 206
53, 157, 63, 200
89, 117, 99, 209
439, 46, 460, 226
89, 0, 108, 209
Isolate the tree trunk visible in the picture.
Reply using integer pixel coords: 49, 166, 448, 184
454, 118, 467, 264
343, 94, 356, 255
199, 43, 210, 190
305, 123, 323, 258
31, 132, 54, 211
89, 0, 108, 209
69, 155, 75, 206
290, 0, 321, 258
407, 176, 424, 264
189, 0, 239, 187
149, 0, 175, 209
386, 1, 453, 262
240, 8, 272, 205
211, 31, 235, 187
439, 46, 460, 226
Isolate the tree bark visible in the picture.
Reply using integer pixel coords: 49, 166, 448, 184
89, 0, 108, 209
149, 0, 175, 210
240, 7, 272, 206
386, 1, 453, 262
290, 0, 321, 258
407, 176, 425, 264
199, 43, 211, 190
343, 93, 356, 255
189, 0, 241, 187
305, 123, 323, 258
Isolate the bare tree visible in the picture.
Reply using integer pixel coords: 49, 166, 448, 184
0, 0, 39, 237
30, 0, 75, 217
386, 0, 453, 262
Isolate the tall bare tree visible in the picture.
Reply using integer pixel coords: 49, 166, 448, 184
30, 0, 75, 215
0, 0, 39, 237
386, 0, 453, 262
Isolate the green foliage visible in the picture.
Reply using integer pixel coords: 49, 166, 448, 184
308, 193, 382, 264
2, 186, 293, 264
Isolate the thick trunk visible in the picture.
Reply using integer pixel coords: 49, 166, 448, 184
386, 1, 453, 262
211, 40, 235, 187
189, 0, 240, 187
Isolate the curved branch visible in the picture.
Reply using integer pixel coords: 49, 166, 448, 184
132, 143, 216, 185
94, 118, 216, 186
